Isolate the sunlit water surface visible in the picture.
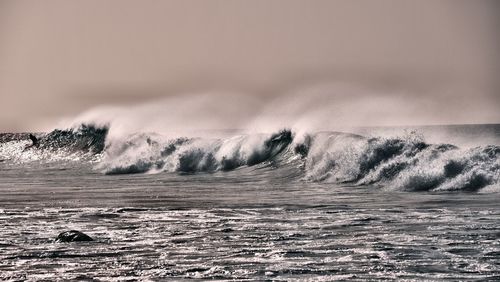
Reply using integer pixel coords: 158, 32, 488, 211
0, 163, 499, 281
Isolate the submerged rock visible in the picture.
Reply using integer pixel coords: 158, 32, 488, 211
55, 230, 94, 243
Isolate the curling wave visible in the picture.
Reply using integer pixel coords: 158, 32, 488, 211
40, 124, 108, 154
0, 125, 108, 163
99, 130, 294, 175
1, 124, 498, 192
302, 132, 499, 192
99, 129, 499, 192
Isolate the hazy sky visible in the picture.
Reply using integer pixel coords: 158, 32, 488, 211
0, 0, 499, 131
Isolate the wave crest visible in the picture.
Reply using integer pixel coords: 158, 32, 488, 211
303, 132, 499, 191
100, 130, 294, 175
41, 124, 108, 153
0, 124, 108, 163
2, 124, 498, 192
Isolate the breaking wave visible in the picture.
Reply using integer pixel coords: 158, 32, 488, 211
100, 129, 295, 175
40, 125, 108, 154
0, 125, 107, 163
1, 124, 499, 192
302, 132, 499, 192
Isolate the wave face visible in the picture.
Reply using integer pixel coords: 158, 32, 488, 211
1, 124, 499, 192
0, 125, 107, 163
303, 132, 499, 192
40, 124, 108, 154
99, 130, 294, 175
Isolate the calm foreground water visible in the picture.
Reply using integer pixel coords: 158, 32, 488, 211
0, 124, 499, 280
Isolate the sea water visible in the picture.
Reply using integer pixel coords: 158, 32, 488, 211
0, 124, 499, 280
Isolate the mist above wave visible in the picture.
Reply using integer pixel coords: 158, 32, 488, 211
56, 84, 499, 140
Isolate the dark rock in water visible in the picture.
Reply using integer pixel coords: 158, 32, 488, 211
56, 230, 94, 243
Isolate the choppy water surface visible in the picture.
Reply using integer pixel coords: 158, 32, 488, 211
0, 166, 499, 281
0, 124, 499, 280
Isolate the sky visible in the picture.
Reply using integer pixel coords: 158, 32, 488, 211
0, 0, 499, 132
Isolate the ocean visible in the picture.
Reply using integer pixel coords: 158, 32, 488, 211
0, 124, 499, 280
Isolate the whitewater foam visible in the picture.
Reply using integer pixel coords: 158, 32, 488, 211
99, 130, 294, 175
1, 124, 498, 192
